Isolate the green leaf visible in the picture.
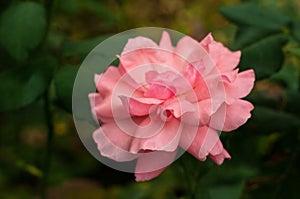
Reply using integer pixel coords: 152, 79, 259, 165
238, 34, 288, 80
246, 90, 280, 109
220, 3, 291, 29
275, 155, 300, 199
0, 2, 46, 62
288, 47, 300, 57
250, 106, 300, 133
196, 165, 256, 199
232, 26, 279, 50
270, 65, 299, 90
209, 181, 245, 199
0, 55, 56, 112
54, 66, 79, 113
292, 21, 300, 42
284, 90, 300, 116
61, 35, 110, 57
220, 3, 290, 80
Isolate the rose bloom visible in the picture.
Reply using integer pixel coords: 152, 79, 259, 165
89, 31, 255, 181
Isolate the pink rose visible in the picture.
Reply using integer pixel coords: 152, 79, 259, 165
89, 31, 255, 181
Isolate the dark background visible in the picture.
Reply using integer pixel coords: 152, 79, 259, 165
0, 0, 300, 198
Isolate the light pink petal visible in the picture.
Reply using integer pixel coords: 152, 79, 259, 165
208, 138, 224, 156
94, 66, 120, 94
190, 56, 216, 77
164, 98, 213, 126
176, 36, 208, 64
122, 36, 158, 55
207, 138, 230, 165
119, 55, 157, 83
145, 70, 194, 95
90, 66, 135, 119
119, 37, 174, 79
221, 69, 239, 83
186, 74, 212, 102
135, 167, 166, 182
225, 69, 255, 100
163, 98, 197, 118
210, 99, 254, 132
89, 93, 103, 123
130, 118, 182, 153
89, 91, 128, 121
120, 96, 163, 116
181, 126, 220, 161
183, 64, 201, 87
146, 70, 178, 84
93, 123, 137, 162
135, 150, 177, 181
144, 84, 175, 100
200, 33, 241, 72
209, 148, 231, 165
208, 80, 227, 105
199, 33, 214, 51
159, 31, 174, 51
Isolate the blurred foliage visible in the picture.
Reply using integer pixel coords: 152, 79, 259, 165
0, 0, 300, 199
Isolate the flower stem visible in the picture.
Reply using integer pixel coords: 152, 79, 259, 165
44, 0, 54, 24
178, 155, 202, 199
177, 153, 213, 199
40, 90, 54, 199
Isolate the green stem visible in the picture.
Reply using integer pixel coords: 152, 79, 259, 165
40, 1, 55, 198
44, 0, 54, 24
40, 90, 54, 199
179, 157, 201, 199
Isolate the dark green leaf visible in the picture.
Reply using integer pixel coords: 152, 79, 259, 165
196, 165, 256, 199
238, 34, 288, 80
250, 106, 300, 133
288, 47, 300, 57
246, 90, 280, 109
209, 181, 245, 199
292, 21, 300, 42
220, 3, 290, 80
270, 65, 299, 90
0, 55, 56, 112
284, 90, 300, 116
54, 66, 79, 113
232, 26, 279, 50
0, 2, 46, 62
220, 3, 291, 29
84, 1, 118, 24
275, 155, 300, 199
61, 35, 110, 57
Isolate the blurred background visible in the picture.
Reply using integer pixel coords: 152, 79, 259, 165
0, 0, 300, 198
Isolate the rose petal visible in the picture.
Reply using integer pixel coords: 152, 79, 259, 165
164, 98, 213, 126
159, 31, 174, 51
135, 150, 177, 181
91, 66, 135, 119
210, 99, 254, 132
209, 145, 231, 165
135, 167, 166, 182
200, 33, 241, 72
130, 118, 182, 153
221, 69, 239, 83
95, 66, 120, 94
122, 36, 158, 55
225, 69, 255, 100
120, 96, 163, 116
180, 126, 221, 161
144, 83, 175, 100
176, 36, 208, 64
93, 123, 137, 162
89, 92, 128, 122
146, 70, 194, 95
